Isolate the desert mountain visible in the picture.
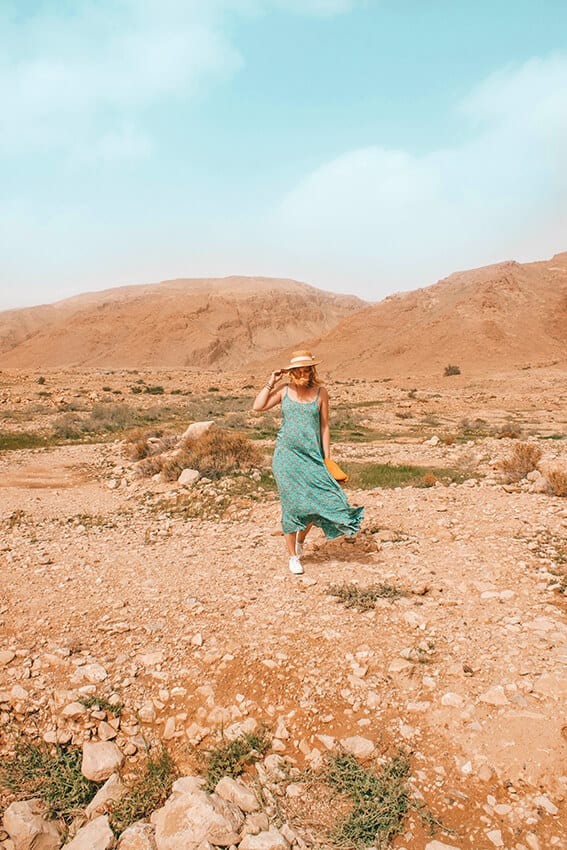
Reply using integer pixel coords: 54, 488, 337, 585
300, 252, 567, 378
0, 277, 364, 369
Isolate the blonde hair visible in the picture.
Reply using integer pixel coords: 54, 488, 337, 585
287, 350, 322, 388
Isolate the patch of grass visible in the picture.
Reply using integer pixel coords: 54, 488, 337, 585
328, 582, 408, 611
342, 462, 467, 490
0, 737, 100, 823
109, 746, 177, 836
323, 752, 411, 849
77, 694, 123, 716
144, 385, 165, 395
199, 729, 270, 792
0, 431, 51, 451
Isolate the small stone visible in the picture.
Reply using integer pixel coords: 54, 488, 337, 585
191, 633, 203, 647
441, 692, 464, 708
215, 777, 259, 813
181, 421, 215, 441
97, 721, 117, 741
116, 821, 156, 849
339, 736, 375, 759
72, 663, 108, 684
162, 717, 176, 740
285, 783, 305, 798
239, 829, 290, 850
533, 794, 559, 815
178, 469, 200, 486
0, 651, 15, 666
61, 701, 88, 718
478, 686, 509, 706
81, 741, 124, 782
62, 814, 114, 849
424, 842, 461, 850
486, 829, 504, 847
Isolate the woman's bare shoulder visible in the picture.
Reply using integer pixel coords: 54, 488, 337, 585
318, 385, 329, 401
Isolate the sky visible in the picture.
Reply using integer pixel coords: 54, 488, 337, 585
1, 0, 566, 310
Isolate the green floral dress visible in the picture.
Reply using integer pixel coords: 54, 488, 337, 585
272, 387, 364, 538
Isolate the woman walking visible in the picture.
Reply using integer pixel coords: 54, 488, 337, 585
253, 350, 364, 575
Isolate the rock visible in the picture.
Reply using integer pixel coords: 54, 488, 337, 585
61, 701, 88, 718
171, 777, 205, 795
72, 663, 108, 684
478, 686, 509, 706
424, 843, 461, 850
2, 799, 61, 850
215, 777, 259, 813
532, 674, 567, 698
180, 421, 215, 441
388, 659, 413, 674
533, 794, 559, 815
151, 790, 240, 849
239, 829, 290, 850
486, 829, 504, 847
0, 651, 15, 666
178, 469, 200, 486
85, 773, 126, 818
82, 741, 124, 782
116, 821, 157, 849
98, 721, 118, 741
62, 815, 114, 849
242, 813, 270, 836
339, 736, 375, 759
441, 692, 465, 708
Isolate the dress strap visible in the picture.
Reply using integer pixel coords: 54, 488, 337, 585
284, 385, 289, 398
316, 387, 321, 401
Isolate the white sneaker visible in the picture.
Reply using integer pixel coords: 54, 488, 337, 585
295, 533, 304, 556
288, 555, 303, 575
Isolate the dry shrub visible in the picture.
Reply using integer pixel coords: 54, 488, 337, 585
161, 429, 261, 481
546, 467, 567, 497
498, 442, 542, 483
421, 472, 437, 488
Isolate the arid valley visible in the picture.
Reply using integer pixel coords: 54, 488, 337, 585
1, 260, 567, 850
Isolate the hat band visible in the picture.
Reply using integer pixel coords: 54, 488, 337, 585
289, 356, 315, 365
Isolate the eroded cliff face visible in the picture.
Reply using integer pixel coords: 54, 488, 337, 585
0, 276, 365, 369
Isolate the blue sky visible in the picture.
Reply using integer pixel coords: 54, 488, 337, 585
1, 0, 566, 309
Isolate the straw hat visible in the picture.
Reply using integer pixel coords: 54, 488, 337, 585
282, 351, 321, 371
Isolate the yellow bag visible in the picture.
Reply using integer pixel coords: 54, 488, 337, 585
324, 457, 349, 483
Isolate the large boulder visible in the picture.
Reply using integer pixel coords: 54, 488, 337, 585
151, 789, 239, 849
2, 799, 61, 850
214, 777, 259, 813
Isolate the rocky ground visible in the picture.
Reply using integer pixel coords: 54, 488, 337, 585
0, 368, 566, 849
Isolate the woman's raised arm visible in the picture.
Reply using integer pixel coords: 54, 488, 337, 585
252, 370, 286, 411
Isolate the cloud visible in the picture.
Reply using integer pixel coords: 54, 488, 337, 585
0, 0, 243, 157
276, 54, 567, 298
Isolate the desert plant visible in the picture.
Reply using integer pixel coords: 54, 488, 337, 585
0, 737, 99, 823
109, 746, 177, 835
328, 582, 408, 611
322, 752, 411, 848
498, 442, 542, 483
37, 375, 46, 384
160, 429, 261, 481
546, 467, 567, 497
199, 729, 270, 792
444, 364, 461, 376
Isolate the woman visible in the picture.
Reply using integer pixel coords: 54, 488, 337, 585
252, 350, 364, 575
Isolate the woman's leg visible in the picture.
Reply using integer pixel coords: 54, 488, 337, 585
298, 522, 313, 543
284, 532, 298, 556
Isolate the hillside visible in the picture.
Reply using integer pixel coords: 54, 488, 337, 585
0, 277, 364, 369
300, 252, 567, 378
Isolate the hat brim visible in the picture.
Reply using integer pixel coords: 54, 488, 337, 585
283, 359, 322, 371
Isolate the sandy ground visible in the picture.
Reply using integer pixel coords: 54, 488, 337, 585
1, 368, 566, 849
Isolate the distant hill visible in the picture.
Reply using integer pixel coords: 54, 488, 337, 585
0, 277, 365, 369
294, 252, 567, 378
